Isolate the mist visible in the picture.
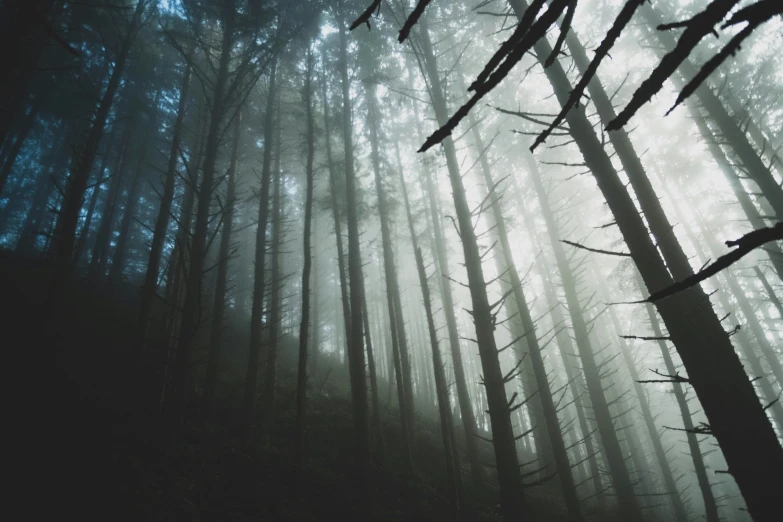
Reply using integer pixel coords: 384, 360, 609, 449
2, 0, 781, 521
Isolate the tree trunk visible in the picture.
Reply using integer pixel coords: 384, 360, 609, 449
203, 109, 241, 422
295, 47, 316, 469
139, 63, 192, 345
262, 115, 284, 444
686, 100, 783, 281
363, 66, 414, 457
416, 246, 463, 517
410, 98, 484, 486
754, 267, 783, 323
415, 15, 528, 521
321, 65, 353, 373
337, 15, 370, 475
74, 128, 117, 265
638, 278, 721, 522
362, 291, 385, 460
514, 182, 605, 500
467, 98, 582, 519
242, 55, 277, 437
88, 120, 135, 283
602, 290, 689, 522
107, 94, 159, 288
175, 0, 234, 424
524, 150, 640, 519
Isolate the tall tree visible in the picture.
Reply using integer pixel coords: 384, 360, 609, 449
413, 13, 528, 521
203, 109, 242, 422
337, 8, 370, 476
295, 44, 316, 469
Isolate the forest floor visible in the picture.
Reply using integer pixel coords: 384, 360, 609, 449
3, 249, 619, 521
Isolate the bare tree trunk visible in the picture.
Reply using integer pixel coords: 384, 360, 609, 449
524, 150, 640, 519
139, 63, 192, 345
295, 47, 316, 469
754, 267, 783, 322
88, 120, 135, 283
415, 15, 528, 521
175, 0, 235, 424
321, 67, 352, 371
243, 54, 277, 437
514, 182, 605, 500
363, 67, 414, 457
361, 292, 385, 459
468, 105, 581, 519
107, 91, 160, 288
409, 101, 484, 487
337, 15, 369, 475
203, 109, 241, 422
638, 278, 720, 522
398, 155, 463, 512
416, 246, 463, 517
262, 118, 284, 444
74, 128, 116, 265
602, 293, 689, 522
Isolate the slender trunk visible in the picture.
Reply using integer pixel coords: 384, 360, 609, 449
203, 109, 241, 422
140, 63, 192, 344
74, 128, 116, 265
602, 293, 689, 522
105, 157, 142, 286
638, 278, 720, 522
296, 48, 316, 468
363, 72, 414, 455
754, 267, 783, 322
410, 101, 484, 486
725, 96, 783, 178
416, 16, 527, 521
362, 292, 385, 459
165, 87, 208, 361
242, 57, 277, 436
262, 117, 284, 444
310, 235, 320, 373
107, 99, 159, 288
467, 100, 581, 518
399, 157, 462, 512
321, 68, 352, 370
524, 151, 640, 519
88, 121, 135, 283
175, 1, 235, 423
415, 247, 463, 517
338, 15, 369, 474
515, 184, 605, 500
